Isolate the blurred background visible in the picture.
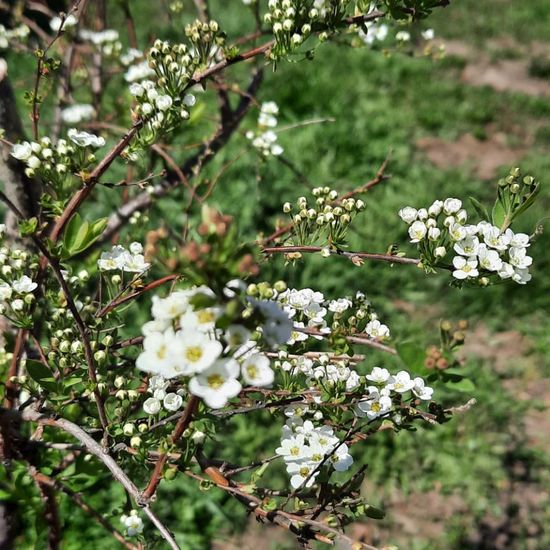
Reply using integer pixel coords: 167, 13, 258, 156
3, 0, 550, 548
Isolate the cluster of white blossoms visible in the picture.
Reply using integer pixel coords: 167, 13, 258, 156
124, 60, 155, 83
355, 366, 433, 420
49, 14, 78, 33
129, 79, 196, 128
135, 286, 288, 408
60, 104, 95, 124
265, 0, 352, 56
119, 511, 143, 537
79, 28, 122, 56
97, 243, 150, 274
142, 375, 185, 415
399, 198, 533, 285
276, 352, 361, 392
11, 131, 104, 189
277, 407, 353, 489
0, 23, 29, 49
0, 272, 37, 317
246, 101, 283, 157
283, 187, 366, 246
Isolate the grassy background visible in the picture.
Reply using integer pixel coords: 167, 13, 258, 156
5, 0, 550, 548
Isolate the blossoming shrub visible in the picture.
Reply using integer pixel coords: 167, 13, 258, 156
0, 1, 542, 548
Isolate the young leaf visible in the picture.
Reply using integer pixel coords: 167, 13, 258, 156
468, 196, 490, 222
26, 359, 57, 393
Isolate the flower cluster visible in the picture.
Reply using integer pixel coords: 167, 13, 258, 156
120, 511, 143, 537
97, 243, 150, 273
135, 286, 286, 408
399, 197, 533, 285
282, 187, 365, 247
277, 408, 353, 489
79, 28, 122, 57
276, 352, 361, 391
183, 20, 225, 67
0, 23, 29, 49
246, 101, 284, 157
49, 15, 78, 33
61, 104, 95, 124
142, 375, 184, 415
11, 131, 105, 193
265, 0, 352, 58
355, 366, 433, 420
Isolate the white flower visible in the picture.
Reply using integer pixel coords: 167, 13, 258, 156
365, 320, 390, 339
61, 104, 95, 124
50, 14, 78, 32
276, 434, 308, 461
97, 245, 127, 271
183, 94, 196, 107
123, 253, 150, 273
241, 354, 274, 386
151, 291, 190, 320
255, 300, 293, 346
477, 244, 503, 272
398, 207, 417, 224
396, 30, 411, 42
498, 262, 514, 280
508, 247, 532, 269
356, 387, 392, 419
156, 95, 173, 111
443, 198, 462, 214
428, 200, 443, 217
482, 226, 510, 251
452, 256, 479, 280
12, 275, 37, 294
454, 236, 479, 257
449, 223, 467, 242
435, 246, 447, 258
417, 208, 429, 221
120, 510, 143, 537
408, 220, 427, 243
366, 366, 391, 384
27, 156, 41, 170
286, 461, 319, 489
422, 28, 435, 40
510, 233, 530, 248
124, 60, 155, 82
330, 444, 353, 472
180, 307, 221, 333
129, 242, 143, 254
0, 282, 12, 301
328, 298, 352, 313
512, 268, 532, 285
168, 330, 223, 375
428, 227, 441, 241
412, 377, 433, 400
11, 142, 33, 161
148, 375, 169, 393
387, 371, 415, 393
11, 299, 24, 311
143, 397, 161, 415
68, 128, 105, 148
136, 329, 180, 378
163, 392, 183, 411
188, 358, 242, 408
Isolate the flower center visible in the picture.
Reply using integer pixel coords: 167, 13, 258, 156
371, 402, 381, 412
290, 446, 300, 456
197, 310, 215, 324
156, 345, 167, 360
299, 467, 310, 477
206, 374, 224, 389
185, 346, 203, 363
246, 365, 259, 380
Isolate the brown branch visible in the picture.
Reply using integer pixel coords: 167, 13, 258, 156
263, 245, 420, 266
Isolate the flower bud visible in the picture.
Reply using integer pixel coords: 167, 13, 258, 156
130, 436, 141, 448
123, 423, 135, 436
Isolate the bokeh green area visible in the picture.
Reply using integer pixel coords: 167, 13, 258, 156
4, 1, 550, 548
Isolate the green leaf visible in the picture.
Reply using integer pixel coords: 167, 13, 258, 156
63, 214, 107, 257
468, 196, 489, 221
445, 378, 476, 393
396, 342, 428, 375
26, 359, 57, 393
491, 199, 507, 229
513, 183, 541, 220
